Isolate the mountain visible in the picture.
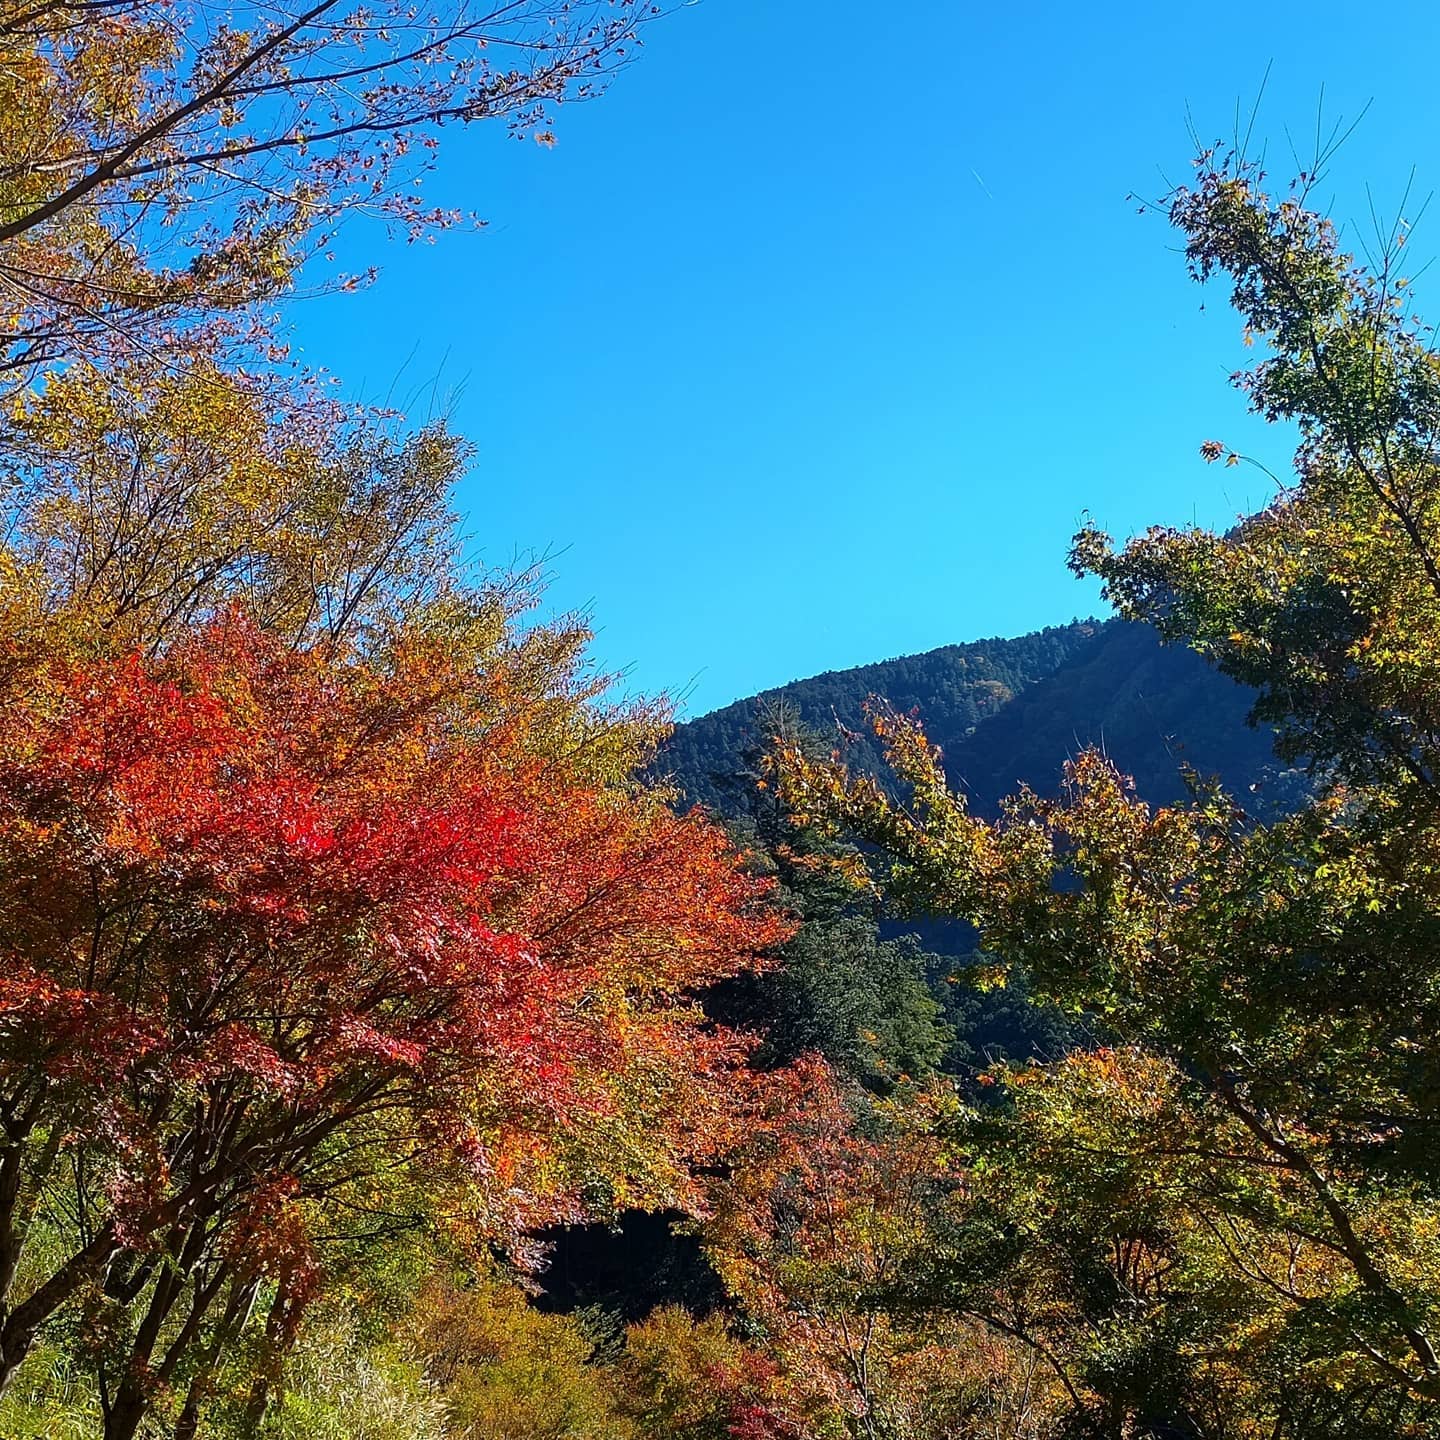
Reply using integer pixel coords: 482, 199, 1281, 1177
659, 619, 1290, 816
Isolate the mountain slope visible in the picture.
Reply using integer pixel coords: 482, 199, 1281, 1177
661, 622, 1102, 814
660, 620, 1286, 815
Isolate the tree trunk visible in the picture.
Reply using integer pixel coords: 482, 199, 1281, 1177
0, 1225, 121, 1396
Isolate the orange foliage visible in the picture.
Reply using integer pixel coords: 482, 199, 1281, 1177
0, 610, 788, 1423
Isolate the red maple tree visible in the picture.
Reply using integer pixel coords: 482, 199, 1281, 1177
0, 612, 787, 1437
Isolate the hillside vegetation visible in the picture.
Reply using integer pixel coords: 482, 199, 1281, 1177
663, 618, 1284, 816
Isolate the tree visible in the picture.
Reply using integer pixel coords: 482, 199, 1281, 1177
412, 1279, 625, 1440
0, 0, 655, 384
0, 354, 477, 661
0, 0, 800, 1432
702, 708, 952, 1094
778, 144, 1440, 1434
615, 1304, 822, 1440
0, 608, 786, 1438
705, 1064, 1068, 1440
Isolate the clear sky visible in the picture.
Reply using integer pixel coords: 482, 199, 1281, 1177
291, 0, 1440, 717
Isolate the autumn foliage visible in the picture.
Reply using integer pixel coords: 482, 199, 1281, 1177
0, 608, 787, 1433
14, 0, 1440, 1428
0, 0, 656, 385
775, 148, 1440, 1435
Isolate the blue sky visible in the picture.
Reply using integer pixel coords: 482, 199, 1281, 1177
293, 0, 1440, 716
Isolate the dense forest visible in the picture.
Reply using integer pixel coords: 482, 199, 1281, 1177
661, 618, 1286, 817
3, 4, 1440, 1438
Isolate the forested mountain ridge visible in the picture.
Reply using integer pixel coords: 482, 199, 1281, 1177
661, 618, 1287, 815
